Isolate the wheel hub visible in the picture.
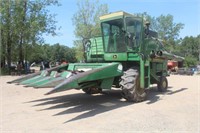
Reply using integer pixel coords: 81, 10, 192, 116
162, 80, 167, 88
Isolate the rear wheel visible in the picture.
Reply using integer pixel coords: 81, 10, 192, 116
82, 88, 102, 94
120, 68, 146, 102
157, 76, 168, 92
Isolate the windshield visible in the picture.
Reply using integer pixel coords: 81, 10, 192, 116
102, 19, 126, 53
125, 17, 142, 49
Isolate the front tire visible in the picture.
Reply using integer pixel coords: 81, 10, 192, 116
157, 76, 168, 92
120, 68, 146, 102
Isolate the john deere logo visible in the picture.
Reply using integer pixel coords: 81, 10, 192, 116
113, 55, 117, 59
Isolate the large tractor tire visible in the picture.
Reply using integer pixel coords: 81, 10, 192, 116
157, 76, 168, 92
82, 88, 102, 95
120, 68, 146, 102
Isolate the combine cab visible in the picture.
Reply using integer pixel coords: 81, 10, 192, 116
8, 11, 184, 102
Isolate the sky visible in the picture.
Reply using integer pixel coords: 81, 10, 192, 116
43, 0, 200, 47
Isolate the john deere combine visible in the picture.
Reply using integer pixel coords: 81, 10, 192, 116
8, 11, 184, 102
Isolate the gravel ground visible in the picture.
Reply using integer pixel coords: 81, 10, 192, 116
0, 75, 200, 133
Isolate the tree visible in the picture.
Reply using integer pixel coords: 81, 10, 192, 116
73, 40, 84, 61
179, 35, 200, 66
196, 35, 200, 62
184, 55, 198, 67
72, 0, 108, 61
0, 0, 60, 73
152, 15, 184, 41
142, 13, 184, 41
127, 12, 185, 55
0, 0, 13, 69
139, 13, 184, 52
155, 15, 184, 52
25, 43, 77, 64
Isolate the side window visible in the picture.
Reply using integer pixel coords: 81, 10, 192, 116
127, 25, 135, 34
111, 25, 119, 34
102, 23, 110, 36
102, 19, 126, 53
126, 17, 142, 48
102, 23, 110, 52
135, 21, 142, 46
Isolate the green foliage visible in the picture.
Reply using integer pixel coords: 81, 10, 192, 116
26, 43, 77, 63
72, 0, 108, 61
184, 55, 198, 67
73, 40, 84, 61
50, 43, 77, 63
180, 36, 200, 59
138, 12, 184, 40
0, 67, 10, 75
178, 35, 200, 66
0, 0, 60, 70
72, 0, 108, 38
140, 12, 184, 49
152, 14, 184, 41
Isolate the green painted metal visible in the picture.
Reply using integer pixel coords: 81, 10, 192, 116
20, 70, 48, 85
86, 37, 104, 62
46, 63, 122, 95
104, 53, 128, 61
25, 71, 58, 87
98, 11, 184, 90
34, 71, 72, 88
127, 53, 140, 61
140, 58, 145, 89
147, 61, 150, 88
100, 77, 114, 89
8, 64, 68, 84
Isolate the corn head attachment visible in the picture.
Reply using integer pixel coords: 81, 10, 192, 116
46, 63, 122, 95
7, 64, 68, 84
8, 62, 123, 95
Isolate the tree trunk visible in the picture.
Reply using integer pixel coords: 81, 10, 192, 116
19, 0, 27, 67
6, 0, 12, 74
7, 32, 12, 74
0, 29, 6, 68
19, 36, 24, 66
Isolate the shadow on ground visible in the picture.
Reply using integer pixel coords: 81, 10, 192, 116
145, 87, 188, 104
28, 90, 132, 123
27, 87, 188, 123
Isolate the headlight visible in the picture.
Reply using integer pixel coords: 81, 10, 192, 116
118, 64, 123, 71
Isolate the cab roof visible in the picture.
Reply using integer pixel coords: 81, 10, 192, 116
99, 11, 135, 21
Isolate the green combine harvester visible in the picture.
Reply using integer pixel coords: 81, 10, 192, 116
8, 11, 184, 102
